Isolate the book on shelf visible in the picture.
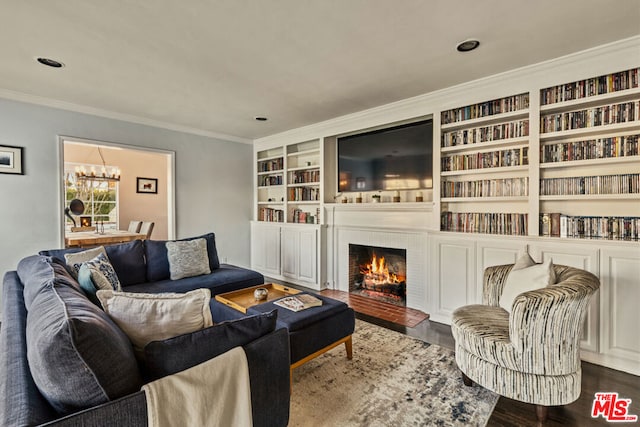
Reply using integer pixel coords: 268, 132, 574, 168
274, 294, 323, 312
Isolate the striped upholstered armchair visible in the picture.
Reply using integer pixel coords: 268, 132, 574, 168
451, 263, 600, 423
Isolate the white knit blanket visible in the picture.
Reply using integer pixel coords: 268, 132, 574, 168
142, 346, 253, 427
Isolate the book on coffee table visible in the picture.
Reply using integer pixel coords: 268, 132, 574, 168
274, 294, 323, 312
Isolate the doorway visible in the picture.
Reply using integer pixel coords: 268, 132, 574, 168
59, 136, 175, 244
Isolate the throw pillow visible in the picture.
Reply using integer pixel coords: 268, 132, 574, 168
77, 263, 101, 306
513, 251, 535, 270
499, 257, 556, 313
64, 246, 107, 277
166, 238, 211, 280
82, 252, 122, 291
96, 288, 213, 352
144, 233, 221, 282
143, 310, 278, 380
26, 269, 142, 414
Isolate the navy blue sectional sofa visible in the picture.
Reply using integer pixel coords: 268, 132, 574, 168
0, 233, 290, 426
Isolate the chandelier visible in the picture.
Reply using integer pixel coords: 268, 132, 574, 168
75, 147, 120, 182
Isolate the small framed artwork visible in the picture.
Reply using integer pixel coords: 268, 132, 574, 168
0, 145, 24, 175
136, 177, 158, 194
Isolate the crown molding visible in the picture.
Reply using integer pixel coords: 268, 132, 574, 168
0, 88, 252, 144
255, 35, 640, 147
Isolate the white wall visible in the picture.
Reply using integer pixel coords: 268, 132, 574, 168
0, 98, 253, 285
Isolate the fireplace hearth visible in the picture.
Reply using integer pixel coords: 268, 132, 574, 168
349, 244, 407, 306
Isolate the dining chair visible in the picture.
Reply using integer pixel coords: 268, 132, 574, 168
127, 220, 142, 233
140, 221, 154, 239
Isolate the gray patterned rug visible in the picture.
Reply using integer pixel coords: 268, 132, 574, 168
289, 320, 498, 426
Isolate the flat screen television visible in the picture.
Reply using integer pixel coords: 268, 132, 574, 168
337, 119, 433, 192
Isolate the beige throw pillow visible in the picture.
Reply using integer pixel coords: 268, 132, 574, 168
64, 246, 108, 276
96, 288, 213, 351
499, 256, 556, 313
166, 238, 211, 280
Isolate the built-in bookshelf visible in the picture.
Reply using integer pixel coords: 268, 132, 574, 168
439, 92, 531, 235
256, 140, 322, 224
539, 67, 640, 241
256, 147, 285, 223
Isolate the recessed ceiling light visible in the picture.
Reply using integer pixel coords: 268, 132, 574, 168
456, 39, 480, 53
36, 57, 65, 68
254, 116, 268, 122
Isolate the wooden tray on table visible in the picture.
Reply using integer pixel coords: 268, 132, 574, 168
215, 283, 300, 313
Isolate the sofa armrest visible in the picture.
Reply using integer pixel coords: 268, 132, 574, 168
1, 272, 57, 426
40, 392, 147, 427
244, 327, 291, 427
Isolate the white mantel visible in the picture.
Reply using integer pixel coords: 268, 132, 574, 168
324, 202, 435, 313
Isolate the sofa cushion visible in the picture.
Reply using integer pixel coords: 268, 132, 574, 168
24, 258, 141, 414
166, 238, 211, 280
18, 255, 82, 309
143, 310, 277, 380
40, 239, 147, 286
97, 289, 213, 353
144, 233, 221, 282
125, 264, 264, 296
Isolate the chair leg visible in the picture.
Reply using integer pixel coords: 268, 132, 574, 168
535, 405, 548, 423
461, 371, 473, 386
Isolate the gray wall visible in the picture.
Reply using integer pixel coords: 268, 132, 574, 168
0, 98, 253, 284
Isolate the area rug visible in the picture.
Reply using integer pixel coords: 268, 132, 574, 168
289, 320, 498, 426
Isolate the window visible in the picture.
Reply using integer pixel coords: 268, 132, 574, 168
64, 162, 118, 230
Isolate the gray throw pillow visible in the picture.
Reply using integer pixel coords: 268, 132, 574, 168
166, 238, 211, 280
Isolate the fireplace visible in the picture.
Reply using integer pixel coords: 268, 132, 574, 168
348, 244, 407, 306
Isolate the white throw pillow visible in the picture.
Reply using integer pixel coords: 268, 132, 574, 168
166, 238, 211, 280
499, 257, 556, 313
96, 288, 213, 351
64, 246, 108, 276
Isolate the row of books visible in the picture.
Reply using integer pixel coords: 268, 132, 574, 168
258, 207, 284, 222
290, 208, 318, 224
540, 101, 639, 133
441, 177, 529, 198
540, 213, 640, 241
540, 68, 639, 105
541, 134, 639, 163
257, 158, 284, 172
440, 212, 528, 236
540, 174, 640, 196
288, 187, 319, 202
441, 147, 528, 172
258, 175, 283, 186
288, 169, 320, 184
441, 120, 529, 147
441, 93, 529, 124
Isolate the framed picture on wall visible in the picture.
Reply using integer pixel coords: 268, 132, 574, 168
136, 177, 158, 194
0, 145, 24, 175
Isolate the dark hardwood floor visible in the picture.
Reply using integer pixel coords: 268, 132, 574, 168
317, 289, 640, 427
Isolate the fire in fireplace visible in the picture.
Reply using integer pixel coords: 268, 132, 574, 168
349, 244, 407, 306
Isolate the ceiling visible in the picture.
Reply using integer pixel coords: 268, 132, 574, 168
0, 1, 638, 142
